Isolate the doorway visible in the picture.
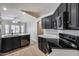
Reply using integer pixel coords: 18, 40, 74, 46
37, 20, 43, 35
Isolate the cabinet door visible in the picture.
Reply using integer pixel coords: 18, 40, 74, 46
42, 38, 48, 54
68, 3, 79, 29
42, 18, 46, 29
21, 35, 30, 47
71, 3, 77, 27
42, 16, 52, 29
61, 3, 67, 12
38, 37, 42, 50
2, 38, 13, 52
58, 4, 61, 14
38, 37, 49, 54
45, 16, 52, 29
52, 12, 57, 29
67, 3, 71, 27
51, 19, 54, 29
59, 3, 67, 14
13, 36, 21, 49
26, 35, 30, 45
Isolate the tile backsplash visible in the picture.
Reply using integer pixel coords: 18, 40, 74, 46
44, 29, 79, 36
44, 29, 59, 36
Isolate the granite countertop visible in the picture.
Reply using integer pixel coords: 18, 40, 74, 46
1, 33, 30, 38
38, 34, 59, 39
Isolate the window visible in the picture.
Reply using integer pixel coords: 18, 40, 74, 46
11, 25, 16, 34
16, 25, 20, 33
21, 25, 24, 33
5, 24, 9, 34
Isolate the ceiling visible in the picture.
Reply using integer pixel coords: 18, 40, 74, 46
0, 3, 60, 19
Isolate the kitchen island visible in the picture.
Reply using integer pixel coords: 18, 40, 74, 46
0, 33, 30, 52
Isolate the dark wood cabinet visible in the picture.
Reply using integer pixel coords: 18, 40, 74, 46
51, 7, 59, 29
41, 3, 79, 30
67, 3, 79, 29
51, 12, 57, 29
42, 18, 46, 29
42, 16, 52, 29
38, 37, 59, 54
2, 37, 21, 52
1, 37, 13, 52
58, 3, 67, 14
13, 36, 21, 49
21, 35, 30, 47
46, 16, 52, 29
38, 37, 49, 54
42, 3, 67, 29
0, 35, 30, 52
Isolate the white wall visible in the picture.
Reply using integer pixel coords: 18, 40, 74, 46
26, 19, 37, 42
19, 13, 38, 42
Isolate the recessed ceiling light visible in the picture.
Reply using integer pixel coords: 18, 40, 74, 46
3, 7, 8, 11
22, 12, 26, 15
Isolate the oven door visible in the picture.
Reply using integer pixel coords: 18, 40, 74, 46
59, 38, 77, 49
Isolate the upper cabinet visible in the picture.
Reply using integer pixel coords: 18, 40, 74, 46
51, 11, 57, 29
58, 3, 67, 14
42, 3, 79, 30
42, 16, 52, 29
67, 3, 79, 29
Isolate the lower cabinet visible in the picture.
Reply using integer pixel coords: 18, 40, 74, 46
1, 37, 13, 52
13, 36, 21, 49
20, 35, 30, 47
38, 37, 51, 54
0, 35, 30, 52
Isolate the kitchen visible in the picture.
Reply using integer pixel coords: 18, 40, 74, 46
0, 3, 79, 56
